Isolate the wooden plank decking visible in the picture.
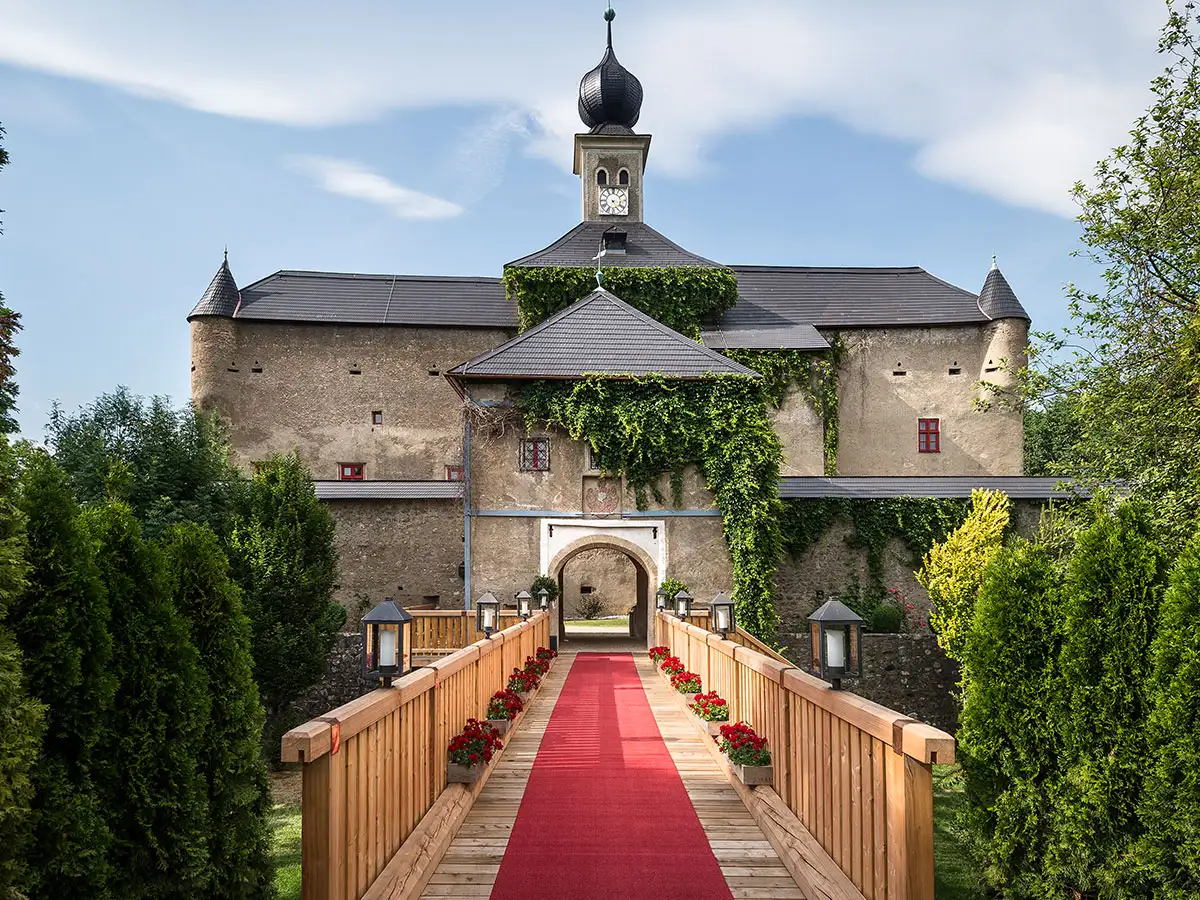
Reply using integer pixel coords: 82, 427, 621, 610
419, 646, 806, 899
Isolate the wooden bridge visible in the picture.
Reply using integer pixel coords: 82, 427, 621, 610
282, 609, 954, 900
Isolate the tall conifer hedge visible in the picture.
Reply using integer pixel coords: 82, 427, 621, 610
164, 523, 274, 900
11, 450, 116, 898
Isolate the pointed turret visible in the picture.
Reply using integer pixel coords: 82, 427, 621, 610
189, 251, 239, 318
577, 8, 644, 134
977, 258, 1029, 321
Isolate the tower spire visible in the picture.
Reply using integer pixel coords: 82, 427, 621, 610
605, 6, 615, 48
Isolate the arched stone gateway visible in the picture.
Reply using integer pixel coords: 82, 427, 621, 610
541, 519, 664, 643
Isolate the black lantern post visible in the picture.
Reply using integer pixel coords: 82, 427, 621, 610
807, 600, 863, 690
515, 590, 533, 620
656, 587, 670, 611
362, 598, 414, 688
476, 592, 501, 638
537, 587, 550, 611
711, 591, 735, 638
674, 589, 693, 618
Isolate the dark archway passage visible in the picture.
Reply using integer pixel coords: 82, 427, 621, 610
553, 544, 650, 644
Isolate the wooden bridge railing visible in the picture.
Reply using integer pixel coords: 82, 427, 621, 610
656, 611, 954, 900
405, 609, 522, 655
281, 611, 551, 900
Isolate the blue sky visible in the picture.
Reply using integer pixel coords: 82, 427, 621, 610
0, 0, 1170, 436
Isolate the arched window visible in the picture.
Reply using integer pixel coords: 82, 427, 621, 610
596, 168, 608, 186
618, 168, 629, 185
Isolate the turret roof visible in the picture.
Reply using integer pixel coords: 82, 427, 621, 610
189, 254, 239, 317
977, 261, 1030, 321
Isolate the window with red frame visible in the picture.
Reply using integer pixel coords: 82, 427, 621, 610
918, 418, 940, 453
446, 465, 464, 481
519, 438, 549, 471
339, 462, 364, 480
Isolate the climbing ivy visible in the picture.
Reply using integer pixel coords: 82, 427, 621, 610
780, 497, 972, 594
503, 266, 739, 338
724, 337, 844, 475
519, 374, 783, 638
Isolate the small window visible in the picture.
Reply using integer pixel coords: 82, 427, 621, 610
618, 168, 629, 185
948, 367, 962, 376
372, 410, 383, 426
339, 463, 364, 481
918, 419, 941, 453
349, 367, 362, 376
580, 585, 594, 595
892, 370, 907, 377
446, 465, 464, 481
596, 168, 608, 186
428, 369, 440, 377
251, 365, 263, 374
519, 438, 550, 472
422, 594, 440, 605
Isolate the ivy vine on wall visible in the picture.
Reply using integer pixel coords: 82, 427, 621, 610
503, 265, 739, 338
519, 374, 784, 638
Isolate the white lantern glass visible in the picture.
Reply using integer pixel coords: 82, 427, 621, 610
379, 627, 398, 668
825, 628, 845, 669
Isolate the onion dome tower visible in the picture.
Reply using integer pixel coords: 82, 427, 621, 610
578, 8, 643, 135
573, 8, 652, 223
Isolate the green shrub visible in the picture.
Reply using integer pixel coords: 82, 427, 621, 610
11, 449, 115, 898
658, 577, 689, 601
865, 602, 904, 634
917, 489, 1011, 664
164, 523, 274, 899
1135, 529, 1200, 897
957, 539, 1063, 896
83, 501, 211, 899
229, 453, 343, 724
1044, 501, 1167, 897
529, 574, 559, 605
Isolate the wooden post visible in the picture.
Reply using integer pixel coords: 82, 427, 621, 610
302, 748, 346, 900
902, 757, 934, 900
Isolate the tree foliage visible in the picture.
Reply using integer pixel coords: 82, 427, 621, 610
11, 449, 115, 898
82, 502, 211, 900
1023, 396, 1082, 477
520, 374, 783, 637
163, 524, 274, 900
916, 489, 1011, 664
46, 388, 238, 539
229, 453, 343, 721
957, 539, 1063, 897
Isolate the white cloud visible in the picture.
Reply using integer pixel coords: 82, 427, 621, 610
0, 0, 1172, 217
288, 156, 463, 220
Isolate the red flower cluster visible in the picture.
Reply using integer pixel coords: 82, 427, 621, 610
536, 646, 557, 661
659, 655, 685, 676
718, 721, 772, 767
648, 646, 670, 663
689, 691, 729, 722
524, 655, 550, 676
448, 718, 503, 766
670, 671, 702, 693
507, 667, 540, 693
486, 689, 524, 721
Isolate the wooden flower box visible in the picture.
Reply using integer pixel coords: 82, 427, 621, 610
732, 763, 774, 786
702, 720, 725, 738
487, 718, 512, 736
446, 762, 484, 784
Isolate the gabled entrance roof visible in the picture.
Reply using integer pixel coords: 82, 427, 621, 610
446, 287, 759, 384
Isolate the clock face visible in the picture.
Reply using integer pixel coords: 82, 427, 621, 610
598, 186, 629, 216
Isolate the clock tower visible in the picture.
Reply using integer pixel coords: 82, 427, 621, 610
574, 8, 651, 224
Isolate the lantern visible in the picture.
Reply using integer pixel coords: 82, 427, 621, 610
711, 591, 735, 637
515, 590, 533, 620
362, 598, 414, 688
476, 592, 501, 637
655, 587, 669, 611
807, 599, 863, 689
674, 589, 693, 618
537, 587, 550, 611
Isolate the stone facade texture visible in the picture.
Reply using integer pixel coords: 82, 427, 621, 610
561, 548, 636, 618
287, 632, 371, 726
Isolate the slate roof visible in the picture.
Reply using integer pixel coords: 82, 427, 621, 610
726, 266, 1003, 329
189, 270, 516, 328
701, 324, 830, 351
977, 264, 1030, 321
507, 221, 722, 268
313, 480, 463, 500
447, 288, 759, 381
778, 476, 1086, 500
191, 256, 240, 317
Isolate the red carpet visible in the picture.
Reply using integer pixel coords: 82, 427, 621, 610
489, 653, 733, 900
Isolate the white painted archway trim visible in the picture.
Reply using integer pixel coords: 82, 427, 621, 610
539, 518, 667, 582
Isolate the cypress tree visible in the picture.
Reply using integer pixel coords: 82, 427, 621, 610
957, 539, 1063, 897
82, 501, 211, 900
163, 523, 274, 900
1045, 500, 1168, 896
229, 452, 343, 722
10, 449, 115, 898
1136, 529, 1200, 897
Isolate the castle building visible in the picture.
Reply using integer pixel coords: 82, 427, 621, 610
189, 12, 1040, 640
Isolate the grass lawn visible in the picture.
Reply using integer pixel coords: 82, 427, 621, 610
564, 616, 629, 627
933, 764, 986, 900
270, 770, 302, 900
